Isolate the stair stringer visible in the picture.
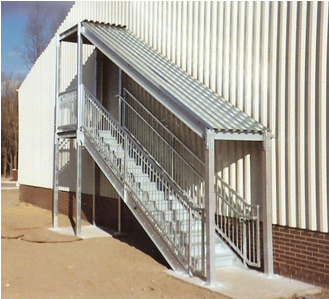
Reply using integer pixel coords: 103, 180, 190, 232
83, 134, 125, 198
124, 190, 187, 273
83, 131, 188, 274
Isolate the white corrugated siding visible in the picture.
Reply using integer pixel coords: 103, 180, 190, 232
19, 1, 328, 232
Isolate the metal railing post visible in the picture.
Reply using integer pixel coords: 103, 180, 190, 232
188, 206, 192, 276
124, 134, 128, 181
242, 205, 247, 266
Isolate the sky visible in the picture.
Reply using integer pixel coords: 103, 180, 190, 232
1, 1, 74, 78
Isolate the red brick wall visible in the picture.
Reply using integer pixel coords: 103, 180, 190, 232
19, 185, 143, 233
273, 225, 329, 288
20, 185, 329, 287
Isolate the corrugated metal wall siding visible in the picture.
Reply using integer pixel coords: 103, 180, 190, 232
19, 1, 328, 233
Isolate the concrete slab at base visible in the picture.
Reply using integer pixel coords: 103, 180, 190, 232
165, 266, 322, 299
50, 225, 112, 239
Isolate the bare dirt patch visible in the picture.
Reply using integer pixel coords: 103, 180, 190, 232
1, 188, 226, 298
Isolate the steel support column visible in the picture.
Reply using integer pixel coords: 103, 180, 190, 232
205, 129, 216, 285
52, 34, 61, 229
76, 22, 83, 237
92, 160, 96, 226
263, 132, 274, 275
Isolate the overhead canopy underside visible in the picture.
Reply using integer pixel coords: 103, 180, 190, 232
60, 20, 269, 140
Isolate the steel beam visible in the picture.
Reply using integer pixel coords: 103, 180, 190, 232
59, 24, 78, 42
214, 131, 264, 141
262, 132, 274, 275
205, 129, 216, 286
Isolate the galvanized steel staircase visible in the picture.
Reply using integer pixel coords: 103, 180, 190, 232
81, 86, 242, 276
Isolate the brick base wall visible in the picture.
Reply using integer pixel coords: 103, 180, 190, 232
19, 185, 144, 233
273, 225, 329, 288
19, 185, 329, 287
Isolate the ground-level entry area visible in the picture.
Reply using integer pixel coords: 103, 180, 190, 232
2, 185, 324, 298
19, 184, 329, 288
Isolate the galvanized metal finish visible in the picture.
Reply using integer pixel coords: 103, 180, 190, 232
82, 85, 207, 276
120, 89, 205, 208
53, 34, 61, 229
80, 21, 268, 137
205, 130, 216, 286
76, 23, 83, 237
92, 159, 96, 226
215, 175, 261, 268
263, 133, 274, 275
20, 2, 329, 236
57, 89, 78, 131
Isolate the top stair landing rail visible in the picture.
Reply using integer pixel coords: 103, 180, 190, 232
82, 85, 206, 277
57, 88, 77, 133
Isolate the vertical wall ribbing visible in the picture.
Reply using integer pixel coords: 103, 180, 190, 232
287, 2, 297, 228
317, 2, 328, 232
19, 1, 329, 233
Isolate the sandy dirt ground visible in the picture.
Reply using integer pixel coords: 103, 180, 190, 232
1, 187, 228, 299
2, 184, 328, 299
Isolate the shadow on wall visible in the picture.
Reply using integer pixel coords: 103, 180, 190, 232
215, 140, 264, 207
62, 48, 96, 94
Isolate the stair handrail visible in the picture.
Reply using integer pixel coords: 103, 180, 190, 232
82, 85, 206, 275
216, 176, 259, 218
120, 94, 204, 181
122, 88, 205, 173
83, 86, 200, 210
215, 174, 261, 267
119, 89, 206, 208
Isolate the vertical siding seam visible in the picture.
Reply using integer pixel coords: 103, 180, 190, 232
317, 1, 328, 232
287, 1, 298, 228
277, 1, 287, 226
296, 2, 307, 229
306, 2, 318, 231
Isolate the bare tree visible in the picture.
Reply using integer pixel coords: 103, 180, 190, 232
21, 3, 49, 68
21, 2, 74, 69
1, 73, 22, 177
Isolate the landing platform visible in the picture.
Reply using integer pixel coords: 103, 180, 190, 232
50, 225, 113, 240
166, 266, 322, 299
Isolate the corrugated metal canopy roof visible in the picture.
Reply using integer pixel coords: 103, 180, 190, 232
78, 21, 268, 138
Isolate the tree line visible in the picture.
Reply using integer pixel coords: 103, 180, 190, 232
1, 2, 73, 178
1, 74, 22, 177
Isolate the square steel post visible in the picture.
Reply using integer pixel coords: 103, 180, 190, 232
76, 22, 83, 237
53, 34, 61, 229
263, 132, 274, 275
92, 159, 96, 226
205, 129, 216, 285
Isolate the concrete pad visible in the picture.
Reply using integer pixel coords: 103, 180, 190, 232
50, 225, 113, 239
166, 266, 322, 299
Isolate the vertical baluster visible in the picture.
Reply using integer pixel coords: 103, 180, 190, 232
243, 204, 247, 266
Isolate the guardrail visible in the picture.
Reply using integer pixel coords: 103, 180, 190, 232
215, 175, 260, 267
121, 89, 205, 208
57, 89, 77, 131
83, 86, 206, 276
